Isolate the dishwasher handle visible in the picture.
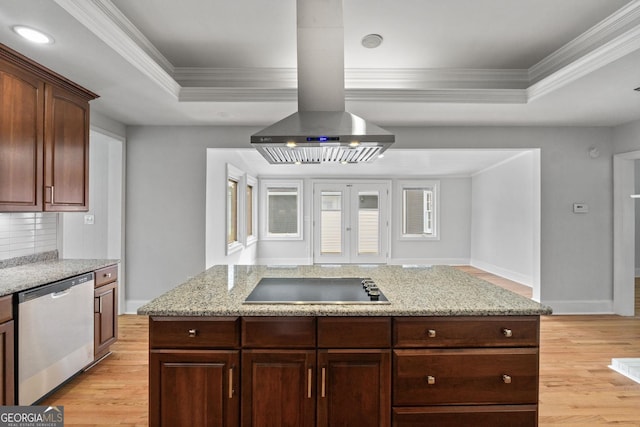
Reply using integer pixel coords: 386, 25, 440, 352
18, 272, 94, 303
51, 289, 71, 299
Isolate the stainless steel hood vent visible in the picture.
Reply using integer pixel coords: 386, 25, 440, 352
251, 0, 394, 164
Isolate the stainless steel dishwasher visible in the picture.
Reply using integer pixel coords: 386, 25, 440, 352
18, 272, 95, 405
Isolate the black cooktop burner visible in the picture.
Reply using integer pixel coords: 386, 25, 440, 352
244, 277, 389, 304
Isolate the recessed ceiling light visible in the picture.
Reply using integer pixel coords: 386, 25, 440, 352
361, 34, 383, 49
12, 25, 54, 44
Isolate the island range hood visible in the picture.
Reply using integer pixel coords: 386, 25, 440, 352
251, 0, 395, 164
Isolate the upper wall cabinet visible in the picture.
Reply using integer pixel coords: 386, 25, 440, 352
0, 43, 98, 212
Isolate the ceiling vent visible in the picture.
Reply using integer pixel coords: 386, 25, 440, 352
251, 0, 394, 164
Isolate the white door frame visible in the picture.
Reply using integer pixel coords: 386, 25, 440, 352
613, 150, 639, 316
312, 180, 390, 264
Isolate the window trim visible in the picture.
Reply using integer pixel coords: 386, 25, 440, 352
396, 179, 440, 241
226, 164, 245, 255
260, 179, 304, 241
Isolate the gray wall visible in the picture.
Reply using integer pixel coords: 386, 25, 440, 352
471, 151, 538, 287
125, 125, 613, 314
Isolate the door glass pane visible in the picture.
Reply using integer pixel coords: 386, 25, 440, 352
358, 191, 379, 254
320, 191, 342, 254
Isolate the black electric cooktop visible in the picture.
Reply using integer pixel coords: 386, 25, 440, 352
244, 277, 389, 304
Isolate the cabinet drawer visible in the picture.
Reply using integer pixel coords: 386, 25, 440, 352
393, 348, 538, 405
0, 295, 12, 323
394, 316, 539, 348
150, 317, 239, 349
95, 265, 118, 288
242, 317, 315, 348
392, 405, 537, 427
318, 317, 391, 348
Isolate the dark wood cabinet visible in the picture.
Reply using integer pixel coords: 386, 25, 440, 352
0, 43, 97, 213
0, 295, 14, 405
242, 350, 316, 427
44, 84, 90, 211
150, 350, 239, 427
0, 56, 44, 211
149, 315, 540, 427
94, 265, 118, 360
317, 350, 390, 427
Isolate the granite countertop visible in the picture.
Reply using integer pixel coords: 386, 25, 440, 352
0, 259, 119, 297
138, 264, 552, 317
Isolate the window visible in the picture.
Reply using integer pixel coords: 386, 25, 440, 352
398, 180, 440, 239
246, 175, 258, 245
260, 180, 303, 240
226, 164, 245, 254
227, 178, 238, 244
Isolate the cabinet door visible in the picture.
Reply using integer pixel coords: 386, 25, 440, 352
0, 59, 44, 211
150, 350, 239, 427
44, 84, 89, 211
242, 350, 315, 427
0, 320, 15, 405
317, 350, 390, 427
94, 281, 118, 359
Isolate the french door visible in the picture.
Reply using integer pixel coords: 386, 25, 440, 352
313, 181, 389, 264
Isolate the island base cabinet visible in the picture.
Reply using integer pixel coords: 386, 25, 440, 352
241, 350, 315, 427
150, 350, 239, 427
392, 405, 538, 427
317, 350, 390, 427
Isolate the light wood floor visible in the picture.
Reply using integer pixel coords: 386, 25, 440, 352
43, 269, 640, 426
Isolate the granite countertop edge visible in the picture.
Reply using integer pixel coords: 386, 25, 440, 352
0, 259, 119, 297
137, 265, 553, 317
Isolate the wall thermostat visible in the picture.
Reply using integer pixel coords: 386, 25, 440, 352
573, 203, 589, 213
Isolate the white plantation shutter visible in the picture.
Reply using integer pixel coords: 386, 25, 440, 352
320, 192, 342, 254
358, 193, 379, 254
403, 187, 435, 236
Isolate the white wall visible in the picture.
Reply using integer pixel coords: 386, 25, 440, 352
125, 125, 613, 314
636, 160, 640, 276
471, 151, 538, 287
205, 149, 259, 267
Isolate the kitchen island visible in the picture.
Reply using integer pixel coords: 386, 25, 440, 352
138, 265, 551, 427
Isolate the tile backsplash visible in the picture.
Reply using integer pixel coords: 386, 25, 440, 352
0, 212, 59, 261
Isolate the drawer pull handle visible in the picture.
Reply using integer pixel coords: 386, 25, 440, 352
426, 375, 436, 385
502, 374, 512, 384
188, 329, 197, 338
307, 368, 313, 398
427, 329, 436, 338
502, 328, 513, 338
105, 273, 112, 278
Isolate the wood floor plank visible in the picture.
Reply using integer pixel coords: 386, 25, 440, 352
41, 269, 640, 426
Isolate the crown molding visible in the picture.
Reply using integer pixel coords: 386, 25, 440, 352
528, 23, 640, 101
179, 87, 526, 104
529, 0, 640, 83
53, 0, 180, 97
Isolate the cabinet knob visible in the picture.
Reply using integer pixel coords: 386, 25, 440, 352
426, 329, 436, 338
426, 375, 436, 385
502, 328, 513, 338
188, 329, 198, 338
502, 374, 512, 384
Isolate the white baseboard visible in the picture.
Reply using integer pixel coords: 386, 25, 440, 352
256, 258, 313, 265
470, 259, 533, 287
388, 258, 470, 266
125, 300, 150, 314
543, 299, 614, 315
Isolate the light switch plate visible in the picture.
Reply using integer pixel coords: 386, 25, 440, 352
573, 203, 588, 213
84, 214, 95, 225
